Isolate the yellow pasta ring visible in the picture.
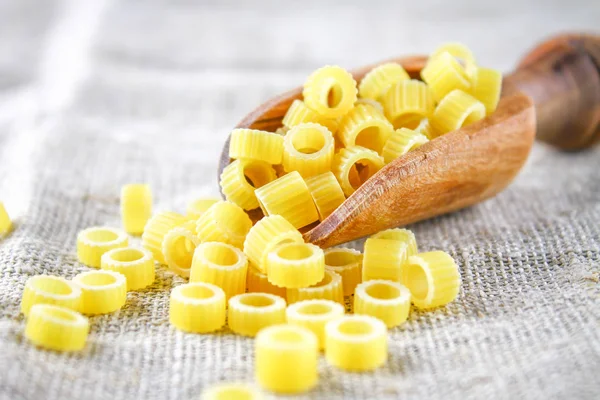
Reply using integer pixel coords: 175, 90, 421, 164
266, 242, 325, 289
196, 201, 252, 249
282, 123, 335, 178
72, 270, 127, 315
324, 247, 362, 296
227, 292, 287, 337
332, 146, 384, 197
286, 299, 345, 350
220, 159, 277, 210
25, 304, 89, 352
287, 269, 344, 305
362, 238, 408, 283
120, 183, 152, 235
469, 66, 502, 115
429, 42, 477, 79
101, 247, 155, 291
382, 128, 429, 164
430, 89, 486, 135
282, 99, 340, 134
229, 129, 284, 164
77, 226, 129, 268
381, 79, 435, 130
337, 104, 394, 155
141, 211, 188, 265
169, 282, 226, 333
302, 65, 357, 118
371, 228, 418, 257
20, 275, 82, 316
162, 225, 201, 278
421, 51, 472, 103
0, 201, 13, 236
354, 280, 411, 328
305, 172, 346, 221
358, 62, 410, 100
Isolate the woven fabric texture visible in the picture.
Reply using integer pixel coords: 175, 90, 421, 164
0, 1, 599, 399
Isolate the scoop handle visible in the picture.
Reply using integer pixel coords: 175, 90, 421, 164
504, 33, 600, 150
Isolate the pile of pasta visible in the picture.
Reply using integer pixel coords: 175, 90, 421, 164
11, 43, 497, 398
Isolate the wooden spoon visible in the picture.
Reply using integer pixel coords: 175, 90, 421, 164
217, 33, 600, 248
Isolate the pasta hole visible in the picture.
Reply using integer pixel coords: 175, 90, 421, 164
327, 83, 343, 108
203, 244, 239, 267
41, 306, 79, 322
171, 236, 196, 269
277, 244, 313, 261
110, 248, 144, 262
392, 113, 423, 130
348, 159, 378, 190
338, 320, 373, 336
78, 272, 117, 287
239, 294, 275, 308
290, 127, 326, 155
404, 263, 429, 299
32, 277, 73, 296
355, 126, 385, 153
243, 162, 273, 188
297, 302, 332, 315
365, 283, 401, 300
180, 285, 216, 300
85, 229, 118, 243
325, 251, 357, 267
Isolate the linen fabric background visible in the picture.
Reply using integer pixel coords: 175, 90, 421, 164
0, 0, 599, 399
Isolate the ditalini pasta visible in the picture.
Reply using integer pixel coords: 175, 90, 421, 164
246, 265, 287, 299
220, 159, 277, 210
0, 202, 12, 236
255, 324, 319, 394
358, 62, 410, 100
332, 146, 384, 197
266, 242, 325, 289
186, 198, 219, 219
169, 282, 226, 333
120, 184, 152, 235
381, 79, 435, 130
77, 227, 129, 268
201, 383, 263, 400
355, 98, 384, 114
372, 228, 418, 257
382, 128, 429, 163
401, 251, 461, 309
286, 299, 345, 350
429, 42, 477, 78
282, 123, 335, 178
101, 247, 155, 290
414, 117, 436, 139
72, 270, 127, 315
227, 292, 287, 337
287, 269, 344, 305
430, 89, 486, 135
282, 99, 339, 134
421, 51, 472, 102
21, 275, 82, 316
362, 238, 408, 282
25, 304, 89, 352
142, 211, 187, 264
469, 67, 502, 115
190, 242, 248, 300
302, 65, 357, 118
354, 280, 411, 328
337, 104, 394, 154
196, 201, 252, 249
254, 171, 319, 229
324, 247, 363, 296
162, 224, 201, 278
229, 128, 284, 164
305, 172, 346, 221
243, 215, 303, 272
325, 315, 387, 371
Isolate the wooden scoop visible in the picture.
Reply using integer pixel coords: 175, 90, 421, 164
217, 33, 600, 248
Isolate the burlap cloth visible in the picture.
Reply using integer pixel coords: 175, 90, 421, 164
0, 1, 598, 399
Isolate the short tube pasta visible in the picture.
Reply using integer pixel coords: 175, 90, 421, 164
286, 299, 345, 350
220, 159, 276, 210
162, 224, 201, 278
196, 201, 252, 249
229, 129, 284, 164
332, 146, 384, 197
302, 65, 357, 118
287, 269, 344, 305
358, 62, 410, 100
362, 238, 408, 282
266, 242, 325, 289
354, 280, 411, 328
20, 275, 82, 316
372, 228, 418, 257
77, 227, 129, 268
382, 128, 429, 164
169, 282, 226, 333
120, 184, 152, 235
227, 292, 287, 337
142, 211, 188, 265
72, 270, 127, 315
25, 304, 89, 352
324, 247, 362, 296
337, 104, 394, 154
381, 79, 435, 130
430, 89, 486, 135
305, 172, 346, 221
282, 99, 339, 134
246, 265, 287, 299
101, 247, 155, 290
282, 123, 335, 178
469, 67, 502, 115
421, 51, 472, 102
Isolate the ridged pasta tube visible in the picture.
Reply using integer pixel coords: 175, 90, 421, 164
120, 184, 152, 235
142, 211, 187, 264
324, 247, 362, 296
305, 172, 346, 221
469, 67, 502, 115
169, 282, 226, 333
337, 104, 394, 154
229, 129, 284, 164
303, 65, 357, 118
227, 292, 286, 337
266, 242, 325, 289
25, 304, 89, 352
358, 62, 409, 100
381, 79, 435, 130
354, 280, 411, 328
332, 146, 384, 196
430, 89, 486, 135
372, 228, 418, 257
382, 128, 429, 163
72, 270, 127, 315
282, 99, 339, 134
196, 201, 252, 249
287, 269, 344, 305
246, 265, 287, 299
162, 224, 201, 278
286, 299, 345, 350
20, 275, 82, 316
421, 51, 472, 102
101, 247, 155, 290
77, 227, 129, 268
220, 159, 277, 210
282, 123, 335, 178
362, 238, 408, 282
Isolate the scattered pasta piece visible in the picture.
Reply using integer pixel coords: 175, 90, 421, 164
120, 184, 152, 235
381, 79, 435, 130
142, 211, 187, 264
282, 123, 335, 178
358, 62, 410, 100
243, 215, 303, 272
101, 247, 155, 290
228, 292, 286, 337
469, 67, 502, 115
286, 299, 345, 350
72, 270, 127, 315
337, 104, 394, 154
162, 224, 201, 278
401, 251, 461, 309
196, 201, 252, 249
355, 98, 384, 114
220, 159, 277, 210
255, 171, 319, 229
332, 146, 384, 197
430, 89, 486, 135
372, 228, 418, 257
0, 202, 12, 236
255, 324, 319, 394
287, 269, 344, 305
382, 128, 429, 163
362, 238, 408, 282
430, 42, 477, 78
201, 383, 263, 400
266, 242, 324, 289
305, 172, 346, 221
282, 99, 339, 134
303, 65, 357, 118
229, 129, 284, 165
169, 282, 226, 333
190, 242, 248, 300
246, 265, 287, 299
422, 51, 471, 102
21, 275, 82, 316
25, 304, 89, 352
325, 315, 387, 371
324, 247, 362, 296
77, 226, 129, 268
186, 198, 220, 219
354, 280, 411, 328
